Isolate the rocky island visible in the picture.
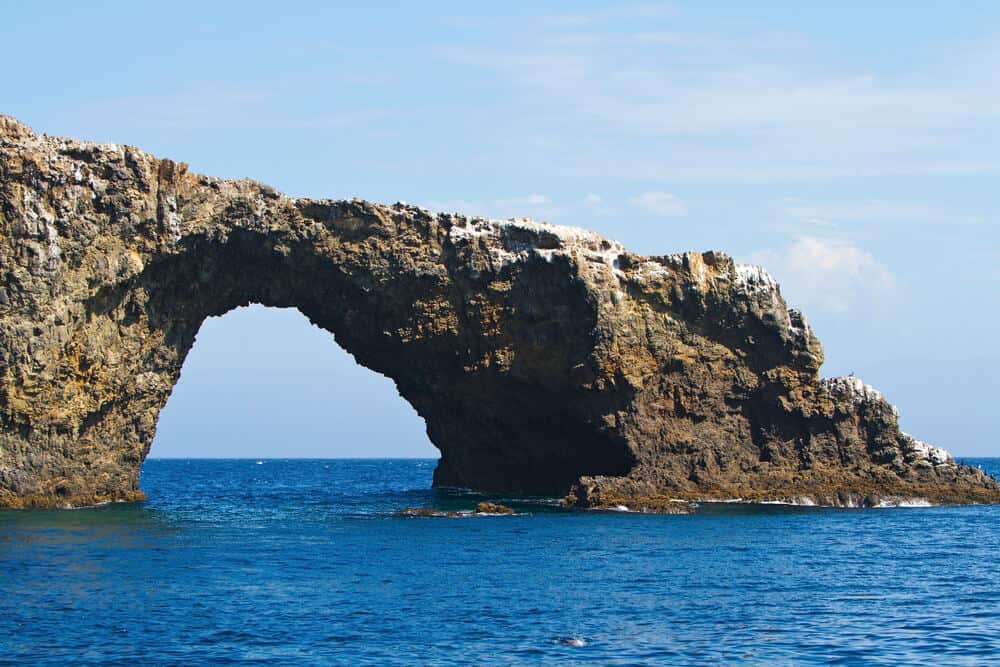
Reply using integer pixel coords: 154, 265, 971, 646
1, 114, 997, 510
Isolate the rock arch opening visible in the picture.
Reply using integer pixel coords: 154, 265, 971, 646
150, 304, 435, 460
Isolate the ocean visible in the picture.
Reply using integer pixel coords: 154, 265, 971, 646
2, 458, 999, 665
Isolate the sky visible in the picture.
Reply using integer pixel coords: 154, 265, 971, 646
2, 1, 997, 456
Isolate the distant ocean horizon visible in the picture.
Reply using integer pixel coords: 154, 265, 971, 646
4, 457, 999, 664
144, 455, 1000, 465
145, 456, 443, 460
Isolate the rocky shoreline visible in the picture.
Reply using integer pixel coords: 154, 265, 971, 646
1, 114, 998, 510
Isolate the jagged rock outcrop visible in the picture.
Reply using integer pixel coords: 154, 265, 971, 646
1, 115, 997, 509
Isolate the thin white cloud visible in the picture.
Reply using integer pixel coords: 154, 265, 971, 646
421, 194, 555, 219
802, 217, 838, 229
582, 193, 603, 205
533, 3, 677, 29
78, 85, 392, 131
606, 158, 995, 184
494, 194, 551, 207
629, 191, 687, 217
780, 199, 981, 226
437, 11, 606, 32
421, 199, 484, 215
748, 236, 893, 313
438, 18, 1000, 183
602, 78, 1000, 136
85, 86, 275, 130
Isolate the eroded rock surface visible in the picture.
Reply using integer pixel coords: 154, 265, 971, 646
1, 115, 997, 509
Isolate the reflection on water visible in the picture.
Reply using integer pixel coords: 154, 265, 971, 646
2, 458, 999, 665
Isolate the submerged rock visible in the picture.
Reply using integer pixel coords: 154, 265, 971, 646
397, 503, 515, 517
574, 497, 696, 514
398, 508, 462, 518
475, 502, 514, 514
0, 114, 998, 509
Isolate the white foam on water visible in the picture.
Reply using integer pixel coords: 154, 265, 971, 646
758, 497, 820, 507
874, 498, 933, 508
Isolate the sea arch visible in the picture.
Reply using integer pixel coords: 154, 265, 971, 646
0, 149, 636, 506
2, 115, 997, 509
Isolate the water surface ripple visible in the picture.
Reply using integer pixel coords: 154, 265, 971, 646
2, 458, 999, 665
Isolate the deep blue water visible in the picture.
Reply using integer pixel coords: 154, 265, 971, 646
2, 458, 1000, 665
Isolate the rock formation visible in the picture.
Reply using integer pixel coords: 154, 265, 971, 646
1, 114, 997, 509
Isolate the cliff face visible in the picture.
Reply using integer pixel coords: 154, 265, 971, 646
1, 115, 997, 509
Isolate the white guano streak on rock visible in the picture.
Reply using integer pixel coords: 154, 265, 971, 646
822, 376, 955, 466
900, 432, 954, 467
45, 222, 60, 271
635, 260, 671, 281
822, 375, 890, 410
734, 262, 780, 297
787, 308, 806, 334
164, 195, 182, 241
448, 216, 627, 280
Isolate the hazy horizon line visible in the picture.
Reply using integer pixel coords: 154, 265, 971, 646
145, 454, 998, 460
145, 456, 440, 460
